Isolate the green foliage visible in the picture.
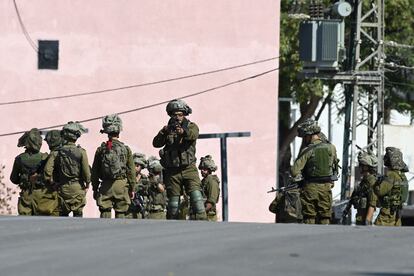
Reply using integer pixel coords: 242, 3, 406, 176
383, 0, 414, 118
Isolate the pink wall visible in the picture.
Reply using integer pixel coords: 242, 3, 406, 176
0, 0, 280, 222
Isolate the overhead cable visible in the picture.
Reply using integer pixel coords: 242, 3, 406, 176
384, 62, 414, 70
0, 67, 278, 137
384, 41, 414, 50
12, 0, 38, 53
0, 56, 279, 106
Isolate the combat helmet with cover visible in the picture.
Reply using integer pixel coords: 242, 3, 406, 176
18, 128, 43, 152
133, 153, 147, 168
147, 156, 163, 174
166, 99, 192, 116
358, 151, 378, 168
45, 130, 62, 151
297, 119, 321, 137
61, 121, 86, 141
198, 155, 218, 172
100, 114, 123, 134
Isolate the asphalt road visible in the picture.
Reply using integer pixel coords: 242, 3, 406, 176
0, 216, 413, 276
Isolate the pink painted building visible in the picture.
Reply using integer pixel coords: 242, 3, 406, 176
0, 0, 280, 222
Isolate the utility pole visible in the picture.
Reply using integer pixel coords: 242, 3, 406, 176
341, 0, 385, 198
299, 0, 385, 200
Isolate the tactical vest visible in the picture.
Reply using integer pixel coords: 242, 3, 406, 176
351, 174, 376, 210
18, 152, 45, 188
100, 141, 128, 180
57, 145, 82, 181
202, 175, 220, 206
303, 142, 336, 181
159, 121, 197, 168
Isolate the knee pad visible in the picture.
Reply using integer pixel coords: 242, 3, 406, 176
190, 190, 206, 214
167, 196, 180, 219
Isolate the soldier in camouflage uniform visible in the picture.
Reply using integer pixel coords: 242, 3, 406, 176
146, 157, 167, 220
342, 152, 378, 225
198, 155, 220, 221
153, 99, 207, 220
291, 119, 339, 224
44, 122, 91, 217
366, 147, 408, 226
10, 128, 47, 215
92, 114, 136, 219
30, 130, 62, 216
127, 153, 150, 219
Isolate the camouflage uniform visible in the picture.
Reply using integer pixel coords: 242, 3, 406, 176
145, 157, 167, 219
127, 153, 149, 219
369, 147, 408, 226
30, 130, 62, 216
153, 99, 206, 220
44, 123, 91, 217
92, 114, 136, 219
10, 129, 46, 216
344, 152, 378, 225
291, 119, 338, 225
199, 155, 220, 221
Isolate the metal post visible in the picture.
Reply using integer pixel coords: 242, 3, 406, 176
198, 132, 251, 222
220, 137, 228, 221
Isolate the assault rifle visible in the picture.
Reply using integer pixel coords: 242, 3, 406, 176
167, 118, 181, 132
132, 194, 146, 218
267, 175, 304, 193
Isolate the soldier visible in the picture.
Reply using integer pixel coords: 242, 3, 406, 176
198, 155, 220, 221
342, 152, 378, 225
44, 122, 91, 217
30, 130, 62, 216
10, 128, 47, 215
153, 99, 207, 220
127, 153, 150, 219
146, 157, 167, 220
291, 119, 339, 224
366, 147, 408, 226
91, 114, 136, 219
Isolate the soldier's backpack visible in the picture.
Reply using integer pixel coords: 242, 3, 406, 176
57, 146, 82, 179
18, 152, 45, 188
100, 141, 128, 179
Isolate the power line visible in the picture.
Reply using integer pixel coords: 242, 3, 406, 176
0, 67, 278, 137
0, 57, 279, 106
384, 62, 414, 70
384, 41, 414, 50
12, 0, 38, 53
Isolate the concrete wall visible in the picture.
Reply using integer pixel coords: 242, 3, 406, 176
0, 0, 280, 222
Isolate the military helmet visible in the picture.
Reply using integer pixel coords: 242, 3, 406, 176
18, 128, 42, 152
147, 156, 163, 174
101, 114, 123, 134
62, 121, 86, 141
133, 152, 147, 168
166, 99, 192, 116
357, 151, 378, 168
44, 130, 62, 150
297, 119, 321, 137
384, 147, 407, 171
198, 155, 218, 172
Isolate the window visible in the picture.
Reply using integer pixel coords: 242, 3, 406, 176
38, 40, 59, 70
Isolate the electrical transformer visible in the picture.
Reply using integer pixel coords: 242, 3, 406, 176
299, 20, 346, 72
